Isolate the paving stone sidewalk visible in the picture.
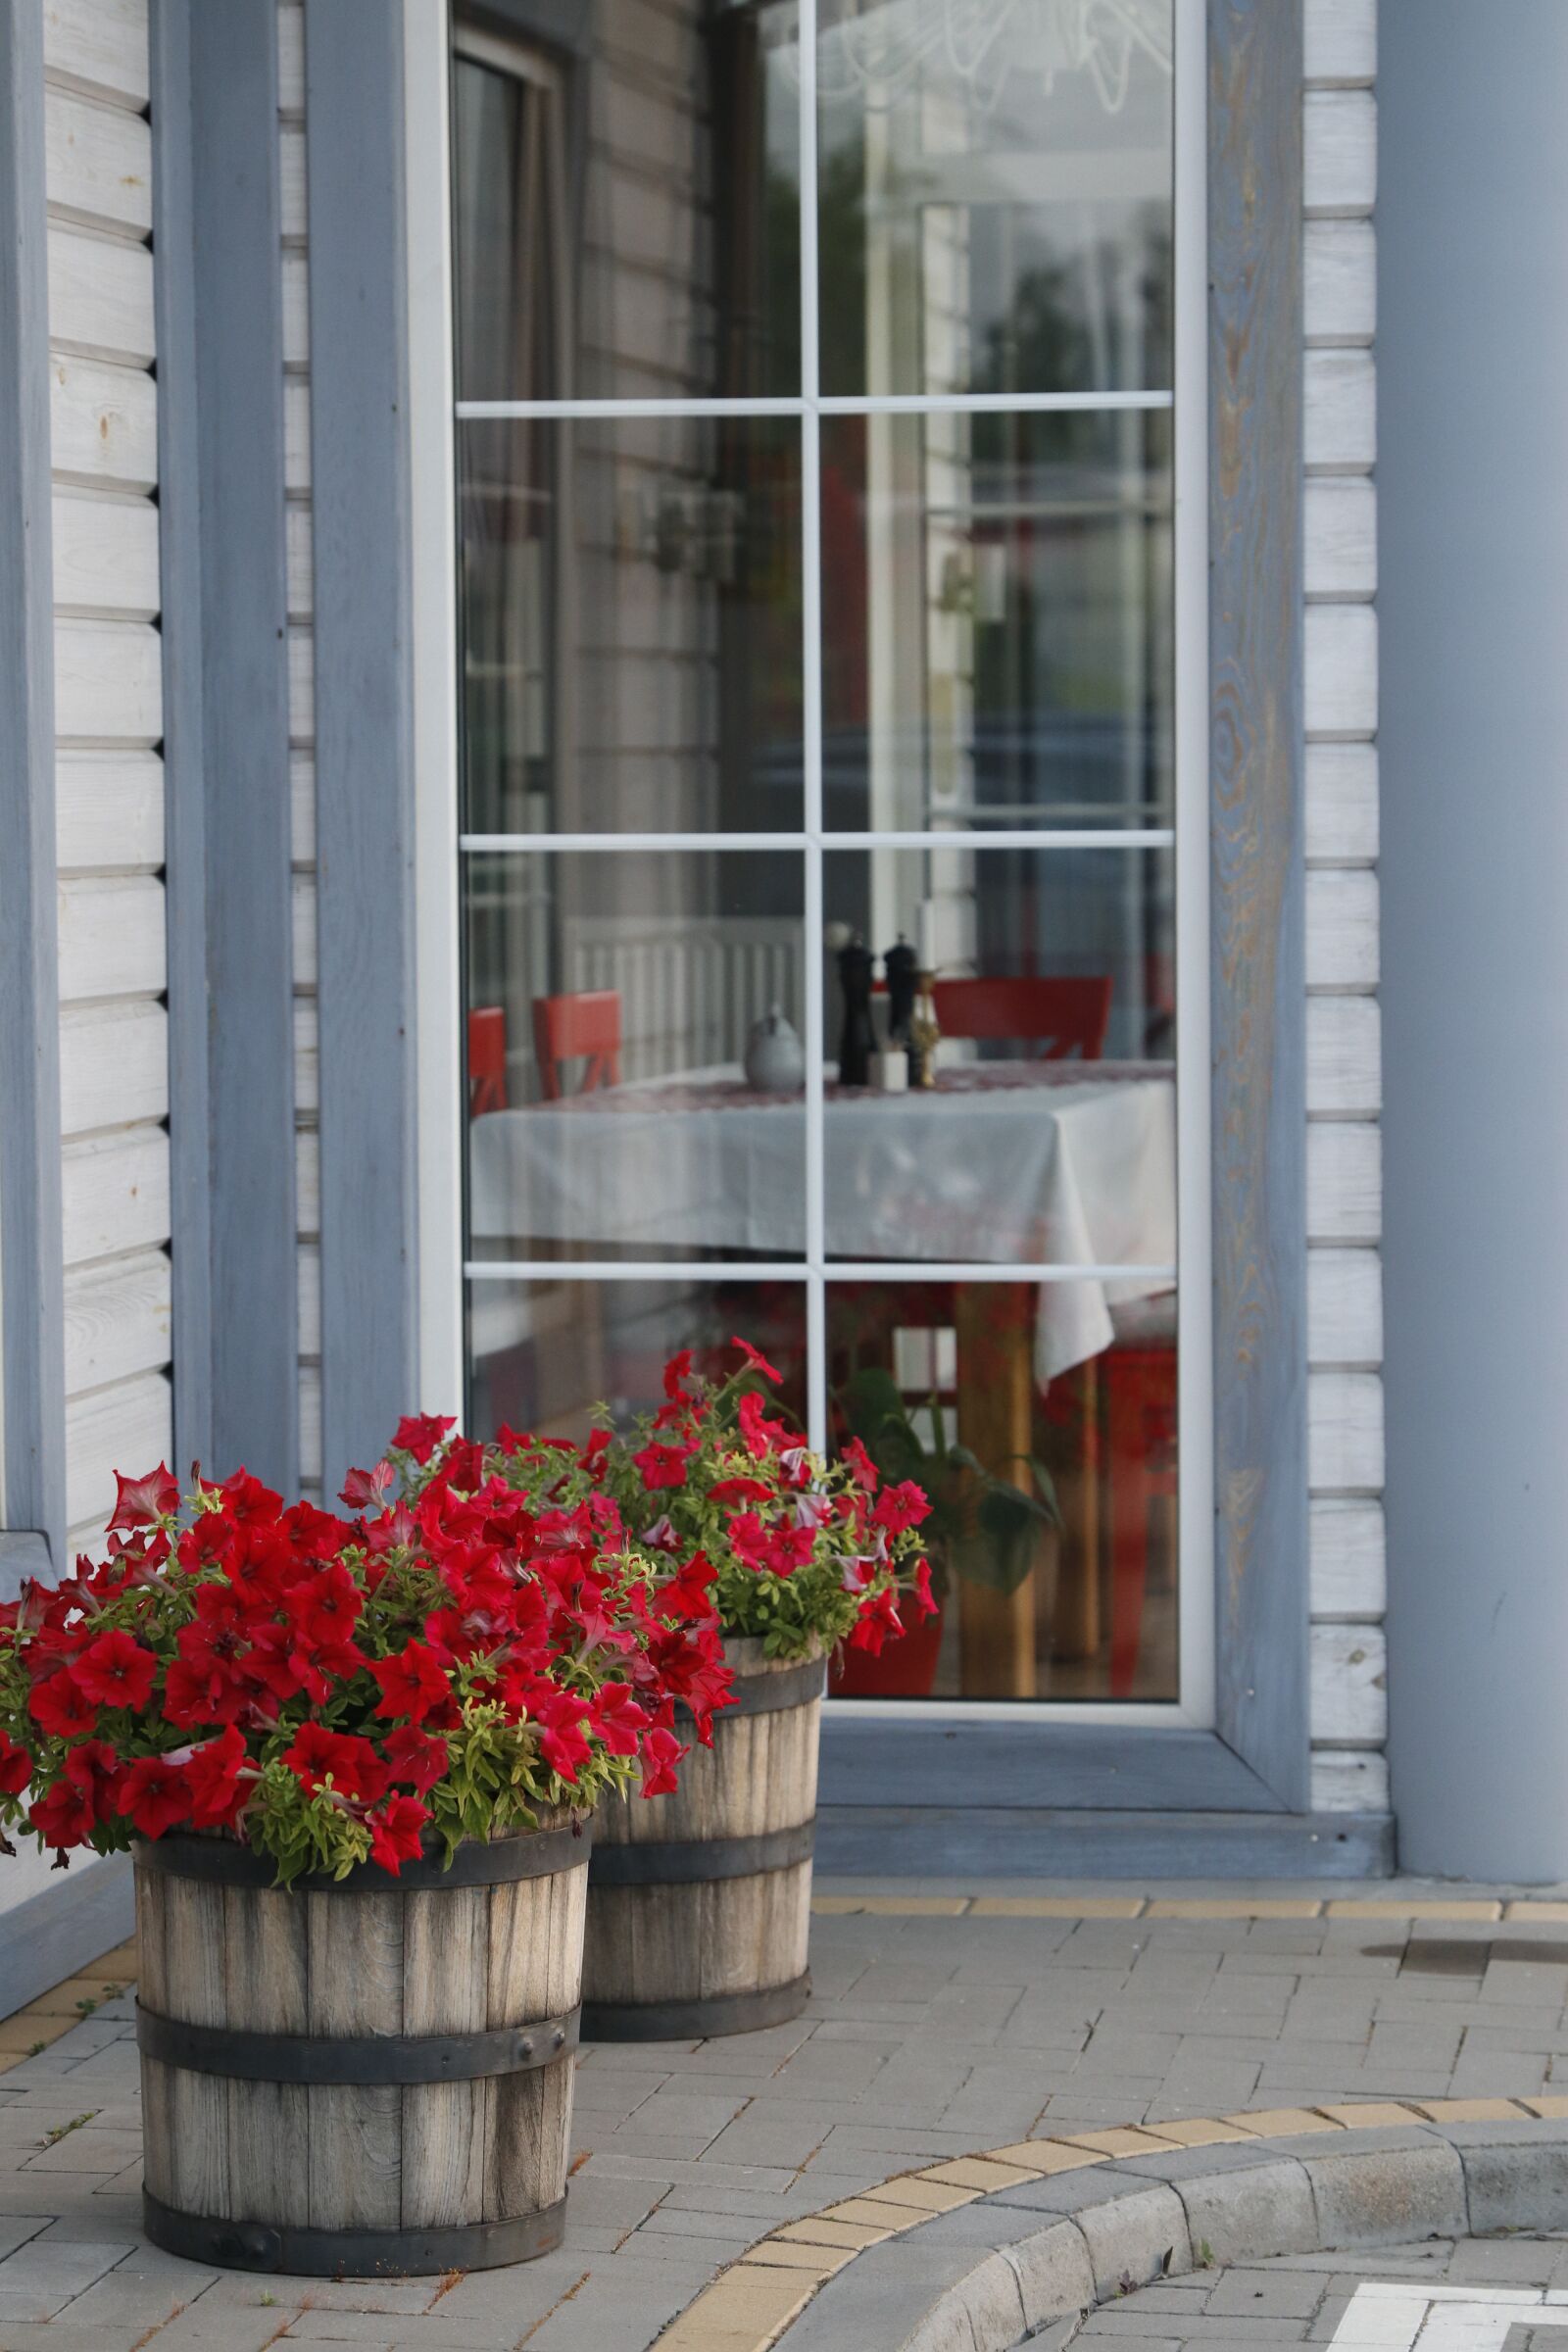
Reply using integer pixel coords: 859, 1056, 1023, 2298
4, 1880, 1568, 2351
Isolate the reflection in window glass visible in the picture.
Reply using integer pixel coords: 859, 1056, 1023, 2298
829, 1279, 1176, 1703
822, 410, 1173, 830
817, 0, 1173, 399
464, 852, 807, 1264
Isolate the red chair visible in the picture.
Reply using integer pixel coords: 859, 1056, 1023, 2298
467, 1006, 509, 1116
532, 990, 622, 1101
933, 975, 1112, 1061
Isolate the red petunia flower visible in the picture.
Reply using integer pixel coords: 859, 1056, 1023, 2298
340, 1459, 395, 1512
368, 1642, 450, 1722
106, 1463, 179, 1534
116, 1753, 191, 1838
871, 1480, 931, 1537
708, 1477, 774, 1505
27, 1669, 97, 1741
381, 1724, 448, 1793
282, 1722, 389, 1803
368, 1793, 429, 1873
632, 1441, 695, 1493
662, 1348, 695, 1403
640, 1725, 685, 1798
393, 1413, 457, 1466
841, 1436, 879, 1494
731, 1337, 781, 1384
0, 1734, 30, 1797
183, 1726, 249, 1830
62, 1739, 122, 1823
29, 1782, 96, 1850
73, 1629, 158, 1712
736, 1390, 792, 1459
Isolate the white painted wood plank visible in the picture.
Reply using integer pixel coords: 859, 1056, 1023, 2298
49, 351, 157, 492
1304, 477, 1377, 599
1305, 348, 1376, 471
60, 1000, 169, 1137
1304, 0, 1376, 84
281, 252, 309, 368
1306, 867, 1380, 989
1307, 996, 1381, 1117
298, 1245, 320, 1360
1303, 89, 1377, 215
1306, 741, 1379, 862
294, 1000, 318, 1115
289, 625, 315, 745
51, 488, 159, 618
1305, 604, 1378, 737
280, 123, 308, 240
296, 1128, 320, 1239
292, 874, 317, 989
1310, 1748, 1389, 1813
284, 379, 312, 492
1310, 1623, 1388, 1744
62, 1128, 171, 1267
66, 1369, 172, 1534
44, 86, 152, 236
1307, 1248, 1383, 1369
291, 752, 316, 866
277, 1, 305, 116
1308, 1369, 1385, 1492
64, 1250, 172, 1395
1310, 1496, 1387, 1620
42, 0, 149, 111
57, 874, 167, 1004
286, 503, 314, 620
57, 750, 163, 873
47, 222, 155, 367
1307, 1120, 1382, 1244
54, 617, 162, 744
1305, 219, 1376, 343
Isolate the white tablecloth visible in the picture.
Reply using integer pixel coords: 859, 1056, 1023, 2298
468, 1063, 1175, 1382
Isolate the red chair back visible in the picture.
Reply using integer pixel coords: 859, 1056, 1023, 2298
933, 976, 1112, 1061
467, 1006, 509, 1116
532, 990, 622, 1100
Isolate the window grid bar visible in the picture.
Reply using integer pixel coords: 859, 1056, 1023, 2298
799, 0, 827, 1451
457, 390, 1173, 422
465, 1261, 1178, 1286
460, 830, 1177, 855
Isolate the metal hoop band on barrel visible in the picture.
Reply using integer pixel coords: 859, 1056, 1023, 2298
134, 1823, 588, 1892
680, 1657, 826, 1722
587, 1818, 814, 1887
142, 2189, 567, 2278
581, 1972, 811, 2043
136, 2001, 580, 2084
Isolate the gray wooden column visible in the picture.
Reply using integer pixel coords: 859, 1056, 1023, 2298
0, 0, 67, 1567
183, 2, 299, 1492
1207, 0, 1309, 1808
304, 1, 420, 1500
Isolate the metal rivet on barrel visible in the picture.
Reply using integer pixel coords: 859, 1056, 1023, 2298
553, 2027, 565, 2049
518, 2035, 534, 2059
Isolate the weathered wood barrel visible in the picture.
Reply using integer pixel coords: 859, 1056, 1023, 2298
134, 1814, 589, 2277
582, 1639, 823, 2038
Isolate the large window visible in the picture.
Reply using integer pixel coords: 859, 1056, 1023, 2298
450, 0, 1207, 1714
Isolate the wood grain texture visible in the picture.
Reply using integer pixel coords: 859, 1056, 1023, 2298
1306, 1120, 1381, 1245
0, 0, 69, 1561
187, 0, 299, 1493
1310, 1622, 1388, 1743
1306, 1248, 1383, 1370
1310, 1748, 1389, 1814
1305, 868, 1379, 989
1303, 89, 1377, 215
44, 83, 152, 235
45, 221, 154, 366
814, 1805, 1395, 1879
48, 351, 156, 490
50, 491, 159, 618
1207, 0, 1309, 1810
1304, 349, 1376, 471
1304, 0, 1376, 85
1304, 477, 1376, 599
64, 1368, 169, 1529
59, 999, 168, 1135
303, 0, 419, 1502
1305, 996, 1381, 1117
41, 0, 150, 109
53, 616, 162, 743
1308, 1369, 1385, 1493
149, 0, 215, 1484
585, 1641, 818, 2010
61, 1127, 171, 1265
62, 1250, 171, 1391
1310, 1495, 1386, 1620
1304, 741, 1378, 862
1304, 219, 1376, 343
1304, 604, 1378, 736
56, 873, 166, 1001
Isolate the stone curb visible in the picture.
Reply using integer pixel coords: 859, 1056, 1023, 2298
650, 2100, 1568, 2352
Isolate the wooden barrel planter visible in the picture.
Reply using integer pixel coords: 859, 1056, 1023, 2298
582, 1639, 823, 2039
133, 1815, 589, 2277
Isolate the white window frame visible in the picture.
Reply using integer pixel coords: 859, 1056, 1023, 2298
406, 0, 1213, 1731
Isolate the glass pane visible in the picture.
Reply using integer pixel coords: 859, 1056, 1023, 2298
469, 1278, 808, 1443
828, 1278, 1178, 1702
465, 850, 808, 1263
817, 0, 1174, 399
452, 11, 802, 403
822, 408, 1173, 831
460, 416, 804, 837
819, 845, 1175, 1263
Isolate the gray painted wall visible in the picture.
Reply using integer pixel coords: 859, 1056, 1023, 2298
1380, 0, 1568, 1880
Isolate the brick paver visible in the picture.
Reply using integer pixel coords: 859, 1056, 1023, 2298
3, 1883, 1568, 2349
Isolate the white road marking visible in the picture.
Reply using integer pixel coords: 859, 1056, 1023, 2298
1333, 2285, 1568, 2352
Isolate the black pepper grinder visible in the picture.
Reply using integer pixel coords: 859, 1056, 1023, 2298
883, 934, 918, 1045
836, 934, 877, 1088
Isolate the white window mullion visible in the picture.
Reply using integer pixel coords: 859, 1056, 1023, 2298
800, 0, 828, 1452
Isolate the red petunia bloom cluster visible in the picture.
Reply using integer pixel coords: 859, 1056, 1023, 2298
554, 1343, 935, 1664
0, 1432, 733, 1885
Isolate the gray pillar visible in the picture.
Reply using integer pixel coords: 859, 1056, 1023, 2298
1381, 0, 1568, 1879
